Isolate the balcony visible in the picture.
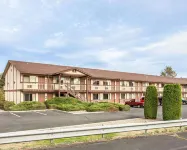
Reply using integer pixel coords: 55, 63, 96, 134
22, 83, 86, 91
21, 82, 166, 93
22, 83, 57, 91
91, 85, 112, 91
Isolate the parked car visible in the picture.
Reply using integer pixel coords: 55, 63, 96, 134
157, 97, 186, 105
125, 99, 144, 108
158, 96, 162, 106
182, 99, 187, 105
140, 96, 145, 102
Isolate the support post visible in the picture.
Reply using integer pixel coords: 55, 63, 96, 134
58, 74, 61, 97
86, 77, 89, 102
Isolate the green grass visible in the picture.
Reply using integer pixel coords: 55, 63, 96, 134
0, 134, 117, 150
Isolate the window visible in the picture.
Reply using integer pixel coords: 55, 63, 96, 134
93, 80, 99, 85
30, 76, 36, 82
24, 94, 33, 101
70, 78, 74, 84
129, 81, 134, 87
23, 76, 30, 82
23, 76, 36, 82
121, 81, 129, 87
56, 77, 59, 84
143, 82, 149, 87
27, 85, 32, 88
93, 94, 99, 100
103, 93, 109, 100
121, 93, 126, 99
103, 81, 108, 86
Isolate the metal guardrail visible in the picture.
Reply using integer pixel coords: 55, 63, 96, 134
0, 119, 187, 144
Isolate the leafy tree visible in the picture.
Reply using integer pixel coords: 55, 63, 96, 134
160, 66, 177, 78
162, 84, 182, 120
144, 86, 158, 119
0, 73, 4, 89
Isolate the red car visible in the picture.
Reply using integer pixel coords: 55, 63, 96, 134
125, 98, 144, 108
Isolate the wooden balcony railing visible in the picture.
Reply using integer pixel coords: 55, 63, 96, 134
21, 82, 167, 93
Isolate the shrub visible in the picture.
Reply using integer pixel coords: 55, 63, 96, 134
45, 97, 131, 112
10, 101, 46, 111
0, 100, 5, 109
144, 85, 158, 119
120, 105, 131, 111
4, 101, 15, 111
162, 84, 182, 120
45, 97, 83, 108
56, 104, 86, 111
114, 104, 130, 111
0, 89, 5, 109
86, 104, 105, 112
86, 102, 119, 112
0, 89, 4, 101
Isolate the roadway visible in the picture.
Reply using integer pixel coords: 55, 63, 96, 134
44, 132, 187, 150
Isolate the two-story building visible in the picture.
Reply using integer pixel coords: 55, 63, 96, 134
2, 60, 187, 104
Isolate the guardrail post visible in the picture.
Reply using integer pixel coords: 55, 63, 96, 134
102, 124, 104, 138
180, 120, 183, 131
50, 139, 54, 144
145, 129, 148, 135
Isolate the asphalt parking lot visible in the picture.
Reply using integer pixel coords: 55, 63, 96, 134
0, 109, 138, 133
44, 132, 187, 150
0, 105, 187, 133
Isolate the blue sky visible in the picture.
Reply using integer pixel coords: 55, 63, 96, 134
1, 0, 187, 77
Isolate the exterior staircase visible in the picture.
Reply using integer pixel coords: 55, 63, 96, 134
64, 83, 85, 102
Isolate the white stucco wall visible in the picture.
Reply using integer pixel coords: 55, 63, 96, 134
4, 64, 23, 104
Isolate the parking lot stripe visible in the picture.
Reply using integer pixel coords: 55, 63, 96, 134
34, 111, 47, 116
9, 112, 21, 118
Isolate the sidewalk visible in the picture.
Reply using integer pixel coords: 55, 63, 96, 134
0, 109, 4, 112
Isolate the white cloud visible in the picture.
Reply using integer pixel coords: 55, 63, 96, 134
44, 31, 67, 48
0, 26, 20, 43
8, 0, 20, 8
84, 36, 104, 45
96, 48, 128, 64
54, 32, 64, 37
56, 48, 129, 66
135, 30, 187, 54
44, 38, 66, 48
16, 47, 50, 54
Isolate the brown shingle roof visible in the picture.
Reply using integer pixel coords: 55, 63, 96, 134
6, 60, 187, 84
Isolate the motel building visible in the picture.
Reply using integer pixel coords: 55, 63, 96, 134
2, 60, 187, 104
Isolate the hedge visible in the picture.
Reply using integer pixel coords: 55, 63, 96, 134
4, 101, 15, 111
85, 102, 130, 112
9, 101, 46, 111
45, 97, 131, 112
0, 100, 5, 109
0, 89, 5, 109
45, 97, 83, 109
56, 104, 86, 111
144, 85, 158, 119
162, 84, 182, 120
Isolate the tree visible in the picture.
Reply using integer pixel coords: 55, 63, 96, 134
160, 66, 177, 78
0, 73, 4, 89
144, 86, 158, 119
162, 84, 182, 120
